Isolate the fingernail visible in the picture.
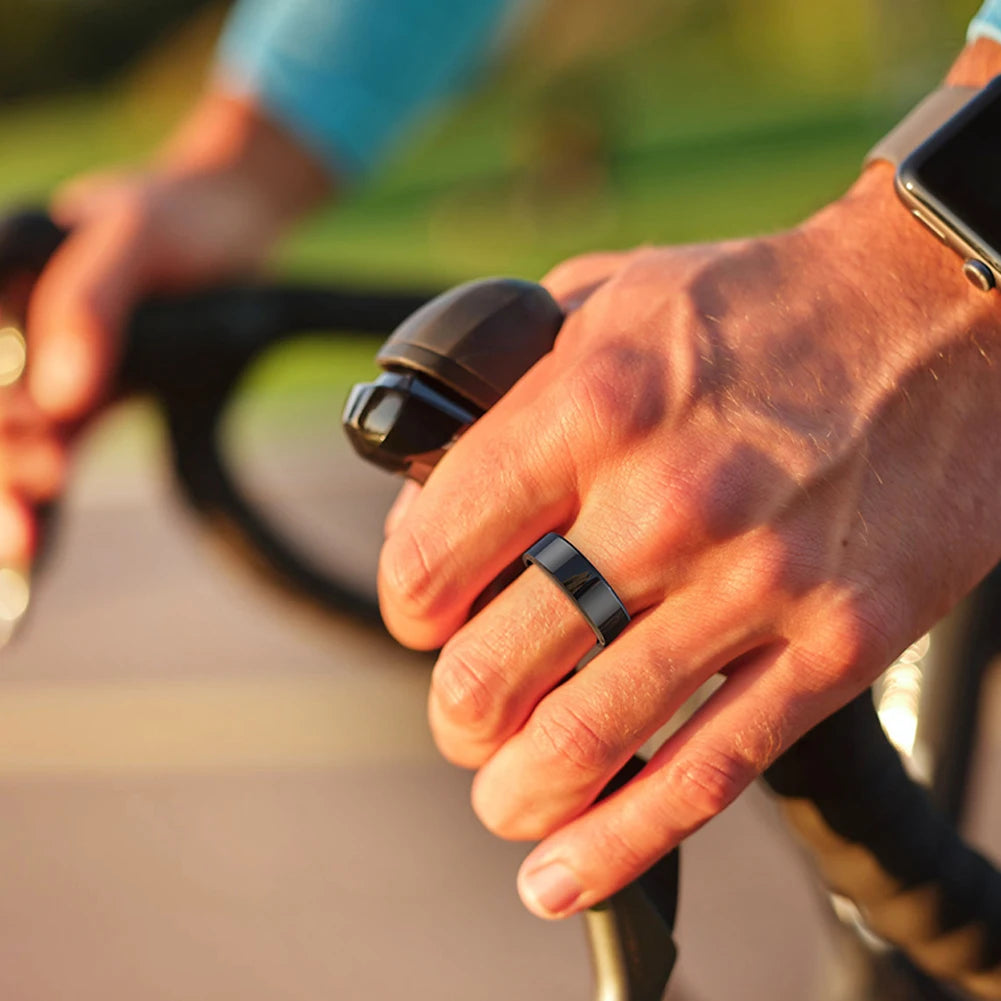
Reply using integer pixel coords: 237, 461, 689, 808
520, 860, 583, 918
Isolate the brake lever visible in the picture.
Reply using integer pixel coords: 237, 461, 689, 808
344, 277, 679, 1001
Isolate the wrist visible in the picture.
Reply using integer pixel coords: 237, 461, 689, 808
800, 165, 1001, 353
816, 39, 1001, 330
802, 39, 1001, 339
817, 162, 961, 294
157, 91, 333, 231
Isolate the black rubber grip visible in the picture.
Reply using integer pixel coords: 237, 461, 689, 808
119, 285, 434, 397
765, 693, 1001, 998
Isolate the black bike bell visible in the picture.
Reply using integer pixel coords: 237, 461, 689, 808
343, 277, 563, 482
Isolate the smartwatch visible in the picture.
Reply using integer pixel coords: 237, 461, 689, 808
866, 78, 1001, 292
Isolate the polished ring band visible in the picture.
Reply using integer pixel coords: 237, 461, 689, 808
522, 532, 630, 647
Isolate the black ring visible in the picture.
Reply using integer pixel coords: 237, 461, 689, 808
522, 532, 630, 647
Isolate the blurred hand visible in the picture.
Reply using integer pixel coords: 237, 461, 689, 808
0, 93, 329, 566
377, 157, 1001, 919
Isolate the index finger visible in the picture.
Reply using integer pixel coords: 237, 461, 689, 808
377, 352, 580, 650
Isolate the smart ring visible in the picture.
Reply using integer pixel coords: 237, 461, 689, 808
522, 532, 630, 648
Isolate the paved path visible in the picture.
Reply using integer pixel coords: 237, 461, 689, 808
0, 405, 997, 1000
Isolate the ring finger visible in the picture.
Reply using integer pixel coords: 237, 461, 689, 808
429, 520, 774, 819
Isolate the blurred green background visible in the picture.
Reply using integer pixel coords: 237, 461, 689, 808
0, 0, 983, 287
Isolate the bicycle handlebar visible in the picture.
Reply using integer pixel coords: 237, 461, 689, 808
766, 692, 1001, 998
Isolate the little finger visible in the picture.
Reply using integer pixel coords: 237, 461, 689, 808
0, 493, 36, 565
514, 639, 853, 919
1, 435, 68, 501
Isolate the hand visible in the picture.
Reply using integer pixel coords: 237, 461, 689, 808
377, 161, 1001, 919
0, 93, 330, 568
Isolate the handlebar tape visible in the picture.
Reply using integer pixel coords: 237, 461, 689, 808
764, 692, 1001, 998
119, 286, 434, 398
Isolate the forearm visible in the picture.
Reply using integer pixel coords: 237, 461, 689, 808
215, 0, 519, 179
156, 89, 333, 235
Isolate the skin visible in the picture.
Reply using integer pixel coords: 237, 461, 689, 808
4, 34, 1001, 923
377, 38, 1001, 918
0, 92, 330, 566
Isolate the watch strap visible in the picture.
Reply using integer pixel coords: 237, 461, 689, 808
865, 85, 979, 168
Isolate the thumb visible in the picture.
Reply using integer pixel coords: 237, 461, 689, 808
26, 210, 147, 421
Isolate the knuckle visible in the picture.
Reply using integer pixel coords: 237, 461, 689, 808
378, 526, 440, 624
432, 732, 491, 771
473, 793, 547, 842
725, 536, 819, 613
618, 463, 717, 556
431, 642, 503, 733
799, 592, 901, 688
666, 748, 755, 822
542, 254, 593, 290
568, 344, 666, 444
591, 820, 653, 877
530, 701, 617, 778
542, 251, 622, 301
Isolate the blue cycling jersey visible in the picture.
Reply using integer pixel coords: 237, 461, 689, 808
220, 0, 1001, 181
217, 0, 516, 179
970, 0, 1001, 45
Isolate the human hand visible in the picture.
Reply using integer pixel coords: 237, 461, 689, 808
0, 93, 329, 568
377, 160, 1001, 919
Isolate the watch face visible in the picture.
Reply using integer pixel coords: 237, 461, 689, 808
900, 76, 1001, 266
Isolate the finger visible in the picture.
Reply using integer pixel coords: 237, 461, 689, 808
27, 210, 147, 420
466, 586, 772, 841
378, 353, 580, 650
51, 170, 133, 227
0, 435, 68, 501
0, 493, 36, 565
0, 386, 50, 435
384, 480, 422, 538
513, 639, 859, 919
429, 479, 777, 795
429, 569, 597, 768
542, 251, 630, 311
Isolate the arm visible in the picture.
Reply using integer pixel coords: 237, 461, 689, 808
0, 0, 516, 568
377, 35, 1001, 918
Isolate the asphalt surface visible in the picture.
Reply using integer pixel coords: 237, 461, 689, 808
0, 404, 998, 1001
